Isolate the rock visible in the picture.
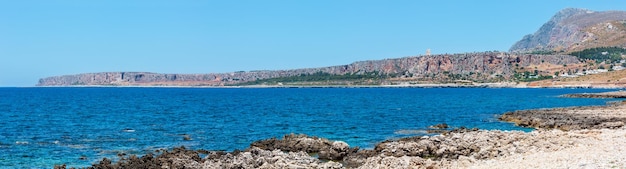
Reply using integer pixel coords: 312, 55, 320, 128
53, 164, 66, 169
429, 123, 449, 129
427, 129, 448, 134
202, 147, 339, 169
182, 134, 192, 141
598, 121, 624, 129
319, 141, 352, 161
250, 134, 356, 161
332, 141, 349, 152
250, 133, 332, 153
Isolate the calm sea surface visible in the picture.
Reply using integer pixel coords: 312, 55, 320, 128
0, 87, 620, 168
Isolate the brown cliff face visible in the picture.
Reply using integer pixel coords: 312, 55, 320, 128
510, 8, 626, 53
37, 52, 581, 86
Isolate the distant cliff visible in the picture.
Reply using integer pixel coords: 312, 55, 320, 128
37, 52, 580, 86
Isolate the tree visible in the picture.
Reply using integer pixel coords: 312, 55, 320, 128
569, 47, 626, 62
524, 71, 530, 78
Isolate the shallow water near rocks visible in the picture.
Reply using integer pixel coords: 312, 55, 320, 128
0, 87, 620, 168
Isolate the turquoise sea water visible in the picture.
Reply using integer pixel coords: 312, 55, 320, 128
0, 87, 621, 168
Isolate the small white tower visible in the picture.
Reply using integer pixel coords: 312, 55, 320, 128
426, 49, 431, 56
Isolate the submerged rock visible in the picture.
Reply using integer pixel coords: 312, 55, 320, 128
428, 123, 449, 129
182, 134, 192, 141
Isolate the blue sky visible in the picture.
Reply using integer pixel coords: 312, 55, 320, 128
2, 1, 626, 86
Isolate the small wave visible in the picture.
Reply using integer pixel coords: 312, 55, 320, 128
15, 141, 29, 145
394, 129, 427, 135
68, 144, 88, 149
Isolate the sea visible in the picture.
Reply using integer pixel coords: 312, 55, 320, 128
0, 87, 621, 168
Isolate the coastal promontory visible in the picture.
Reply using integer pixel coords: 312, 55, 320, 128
37, 53, 579, 87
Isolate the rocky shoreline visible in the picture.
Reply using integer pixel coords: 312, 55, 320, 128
56, 128, 626, 169
562, 90, 626, 98
499, 102, 626, 130
500, 91, 626, 130
56, 93, 626, 169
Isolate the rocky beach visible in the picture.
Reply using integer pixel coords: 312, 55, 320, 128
54, 91, 626, 169
5, 2, 626, 168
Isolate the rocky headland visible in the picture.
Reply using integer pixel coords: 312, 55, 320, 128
37, 53, 579, 87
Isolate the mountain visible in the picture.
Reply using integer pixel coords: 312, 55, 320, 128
37, 53, 580, 86
510, 8, 626, 53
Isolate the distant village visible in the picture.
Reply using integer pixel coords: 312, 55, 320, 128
556, 51, 626, 78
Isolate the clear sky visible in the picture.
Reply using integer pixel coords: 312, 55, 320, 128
2, 1, 626, 86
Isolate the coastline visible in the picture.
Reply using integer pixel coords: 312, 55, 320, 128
29, 82, 626, 89
54, 91, 626, 169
